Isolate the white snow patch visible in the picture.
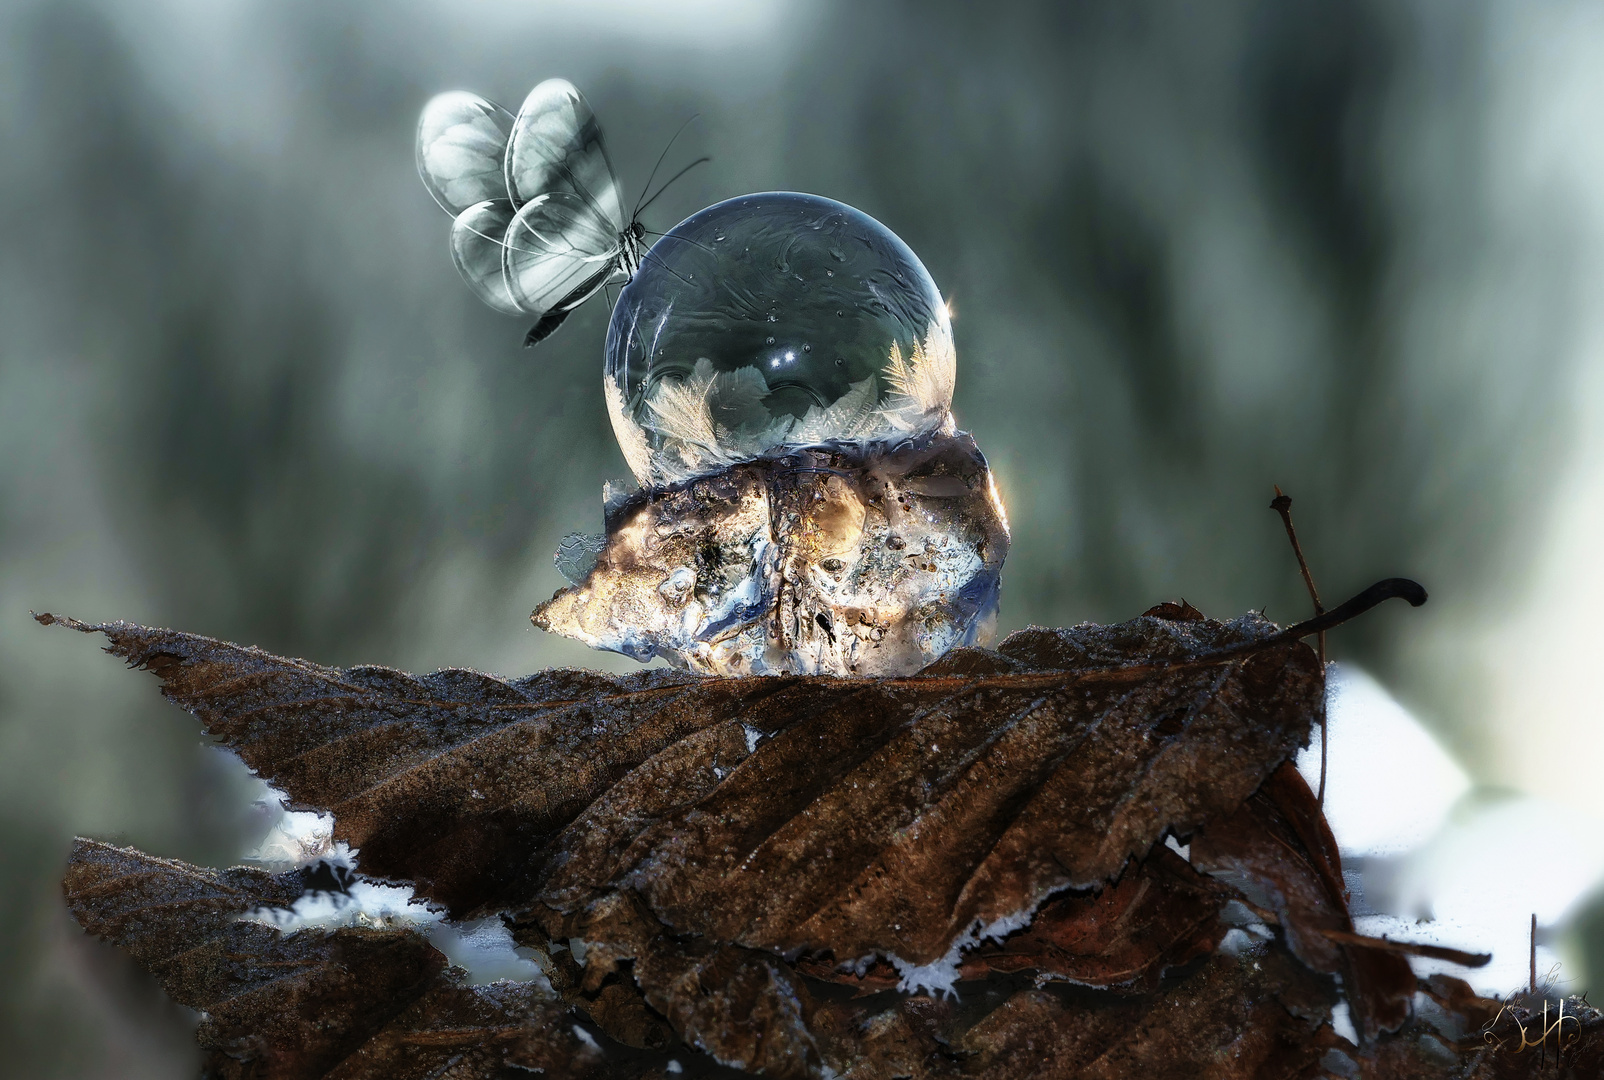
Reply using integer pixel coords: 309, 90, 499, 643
1301, 665, 1604, 996
1354, 912, 1564, 1000
427, 918, 554, 991
1218, 924, 1273, 956
977, 905, 1041, 943
888, 952, 964, 998
1352, 791, 1604, 996
1383, 794, 1604, 930
1218, 899, 1263, 927
1218, 928, 1258, 955
1302, 664, 1604, 994
238, 784, 549, 988
1298, 664, 1470, 858
240, 782, 352, 872
572, 1024, 600, 1051
249, 808, 342, 868
743, 724, 764, 753
245, 878, 442, 931
1330, 1000, 1358, 1046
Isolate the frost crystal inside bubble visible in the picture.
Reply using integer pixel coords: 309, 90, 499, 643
605, 192, 955, 485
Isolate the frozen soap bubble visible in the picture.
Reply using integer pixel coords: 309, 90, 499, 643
604, 192, 954, 486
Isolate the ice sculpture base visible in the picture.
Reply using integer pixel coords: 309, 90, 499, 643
533, 429, 1010, 676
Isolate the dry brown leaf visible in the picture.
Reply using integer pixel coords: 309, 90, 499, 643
1191, 762, 1417, 1040
810, 946, 1337, 1079
523, 615, 1320, 981
45, 587, 1459, 1078
62, 839, 602, 1080
569, 890, 822, 1078
39, 609, 1320, 977
955, 845, 1233, 989
795, 845, 1232, 994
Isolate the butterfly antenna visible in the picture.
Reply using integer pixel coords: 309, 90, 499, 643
639, 247, 698, 289
642, 229, 718, 256
636, 157, 711, 220
634, 114, 701, 219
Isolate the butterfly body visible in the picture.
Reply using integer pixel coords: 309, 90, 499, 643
519, 219, 648, 346
417, 80, 654, 347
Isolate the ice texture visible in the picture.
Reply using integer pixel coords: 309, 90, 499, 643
605, 192, 955, 486
534, 429, 1008, 676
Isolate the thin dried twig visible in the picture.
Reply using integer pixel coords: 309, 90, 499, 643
1533, 912, 1539, 996
1271, 487, 1329, 804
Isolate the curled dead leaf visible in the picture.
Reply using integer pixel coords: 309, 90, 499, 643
34, 610, 1323, 976
46, 580, 1507, 1079
62, 839, 602, 1080
1192, 763, 1417, 1040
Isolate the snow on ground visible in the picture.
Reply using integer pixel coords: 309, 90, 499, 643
1298, 665, 1471, 858
1300, 663, 1604, 997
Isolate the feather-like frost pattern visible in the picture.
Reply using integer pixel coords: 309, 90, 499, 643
643, 358, 726, 460
791, 376, 881, 444
882, 321, 957, 432
604, 378, 654, 485
619, 321, 959, 484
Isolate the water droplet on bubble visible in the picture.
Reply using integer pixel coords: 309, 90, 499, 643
605, 192, 954, 485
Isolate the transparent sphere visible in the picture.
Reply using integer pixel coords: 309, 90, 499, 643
605, 192, 954, 485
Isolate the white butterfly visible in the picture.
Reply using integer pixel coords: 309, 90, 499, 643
416, 79, 699, 347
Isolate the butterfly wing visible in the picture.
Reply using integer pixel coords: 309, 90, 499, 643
505, 79, 625, 231
417, 92, 516, 215
502, 190, 622, 317
448, 200, 523, 315
423, 80, 628, 335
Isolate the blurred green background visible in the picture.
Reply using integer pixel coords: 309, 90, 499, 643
5, 0, 1604, 1074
